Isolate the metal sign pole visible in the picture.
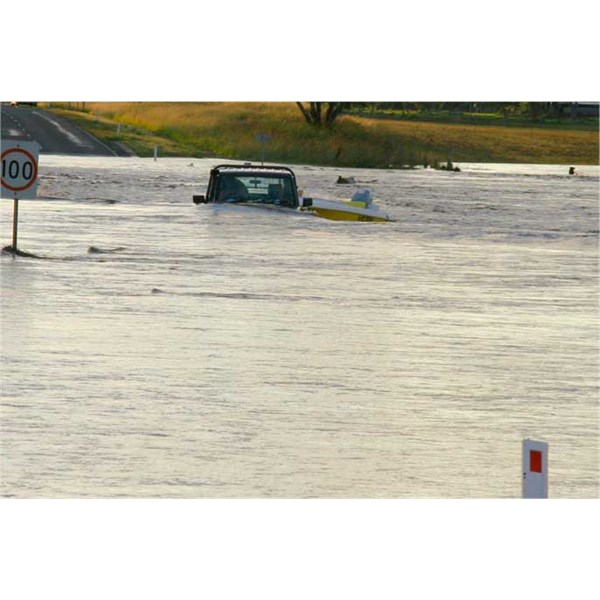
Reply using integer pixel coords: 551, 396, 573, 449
12, 198, 19, 252
255, 133, 271, 166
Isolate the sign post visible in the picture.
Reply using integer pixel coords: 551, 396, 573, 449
522, 439, 549, 498
1, 140, 41, 253
12, 195, 19, 250
255, 133, 271, 166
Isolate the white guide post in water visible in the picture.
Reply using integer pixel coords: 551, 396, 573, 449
522, 439, 549, 498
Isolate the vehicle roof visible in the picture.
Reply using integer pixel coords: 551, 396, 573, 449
212, 163, 295, 176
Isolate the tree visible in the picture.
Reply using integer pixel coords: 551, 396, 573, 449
296, 102, 345, 126
527, 102, 549, 122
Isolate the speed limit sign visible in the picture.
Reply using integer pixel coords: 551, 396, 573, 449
1, 140, 40, 199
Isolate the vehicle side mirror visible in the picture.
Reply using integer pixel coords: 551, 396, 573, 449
193, 195, 207, 204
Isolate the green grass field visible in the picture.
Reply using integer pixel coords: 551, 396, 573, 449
46, 102, 599, 167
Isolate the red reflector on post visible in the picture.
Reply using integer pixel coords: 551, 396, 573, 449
530, 450, 542, 473
523, 439, 548, 498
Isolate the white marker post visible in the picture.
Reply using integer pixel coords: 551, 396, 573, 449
1, 140, 41, 253
522, 439, 549, 499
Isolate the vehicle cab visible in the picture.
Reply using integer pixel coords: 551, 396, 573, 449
193, 164, 301, 208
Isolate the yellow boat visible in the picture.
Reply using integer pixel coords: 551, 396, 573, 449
300, 197, 393, 222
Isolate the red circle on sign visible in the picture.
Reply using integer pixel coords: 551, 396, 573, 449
1, 147, 39, 192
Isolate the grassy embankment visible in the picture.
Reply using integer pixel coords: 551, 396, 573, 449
45, 102, 599, 167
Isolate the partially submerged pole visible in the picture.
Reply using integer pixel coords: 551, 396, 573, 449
522, 439, 549, 498
12, 199, 19, 252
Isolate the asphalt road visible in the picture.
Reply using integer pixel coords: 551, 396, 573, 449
1, 104, 119, 156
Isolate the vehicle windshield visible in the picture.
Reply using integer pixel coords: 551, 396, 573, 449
216, 173, 296, 207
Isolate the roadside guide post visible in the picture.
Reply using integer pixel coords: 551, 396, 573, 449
522, 439, 549, 499
1, 139, 41, 253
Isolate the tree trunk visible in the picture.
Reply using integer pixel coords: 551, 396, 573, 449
297, 102, 322, 125
296, 102, 313, 124
325, 103, 343, 126
297, 102, 343, 126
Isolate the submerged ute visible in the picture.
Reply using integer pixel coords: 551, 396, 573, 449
192, 163, 394, 222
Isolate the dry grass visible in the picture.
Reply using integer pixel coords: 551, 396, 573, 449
352, 117, 598, 164
59, 102, 598, 166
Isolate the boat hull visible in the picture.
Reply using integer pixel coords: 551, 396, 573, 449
302, 198, 394, 222
306, 207, 391, 222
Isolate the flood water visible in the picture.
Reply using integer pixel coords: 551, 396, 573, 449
1, 157, 598, 498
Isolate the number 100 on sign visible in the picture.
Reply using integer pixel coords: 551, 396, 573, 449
1, 142, 40, 200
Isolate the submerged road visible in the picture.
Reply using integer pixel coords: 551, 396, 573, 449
1, 104, 123, 156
